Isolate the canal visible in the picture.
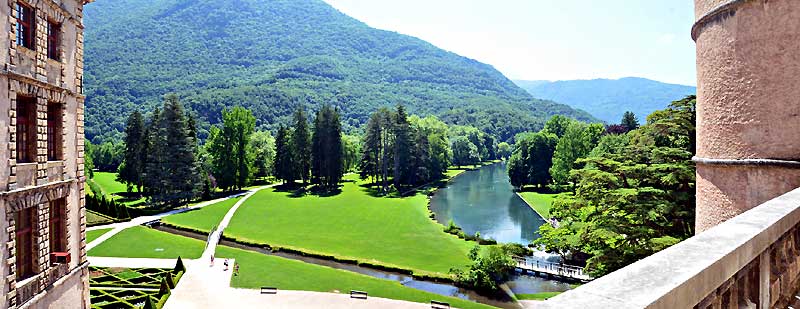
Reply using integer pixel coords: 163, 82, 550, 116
429, 161, 546, 244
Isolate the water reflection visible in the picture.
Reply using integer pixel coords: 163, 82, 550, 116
429, 162, 546, 244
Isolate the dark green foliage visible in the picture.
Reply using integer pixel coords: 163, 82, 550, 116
164, 273, 175, 289
621, 111, 639, 132
451, 136, 479, 167
85, 139, 96, 178
143, 295, 157, 309
392, 105, 413, 188
207, 107, 256, 190
549, 122, 606, 187
360, 108, 393, 192
141, 95, 201, 204
292, 107, 312, 185
450, 245, 516, 292
507, 132, 558, 189
118, 111, 145, 192
85, 194, 130, 220
158, 277, 170, 296
174, 257, 186, 273
311, 105, 344, 188
83, 0, 595, 144
535, 96, 697, 277
91, 141, 124, 172
273, 125, 296, 184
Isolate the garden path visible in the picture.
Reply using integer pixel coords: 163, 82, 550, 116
85, 192, 248, 251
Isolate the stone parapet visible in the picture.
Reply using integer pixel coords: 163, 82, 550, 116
539, 187, 800, 308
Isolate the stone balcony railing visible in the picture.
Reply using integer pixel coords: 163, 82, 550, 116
539, 187, 800, 309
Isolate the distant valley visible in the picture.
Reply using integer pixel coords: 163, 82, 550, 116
514, 77, 696, 123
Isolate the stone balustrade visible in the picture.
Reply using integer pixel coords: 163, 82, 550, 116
539, 187, 800, 308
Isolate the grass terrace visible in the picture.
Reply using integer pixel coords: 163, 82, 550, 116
216, 246, 494, 309
161, 197, 242, 234
224, 174, 476, 278
88, 226, 205, 259
87, 228, 113, 244
517, 190, 563, 219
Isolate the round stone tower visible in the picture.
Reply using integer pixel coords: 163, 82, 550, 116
693, 0, 800, 232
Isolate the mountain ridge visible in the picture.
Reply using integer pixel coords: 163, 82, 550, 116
83, 0, 595, 143
514, 77, 696, 123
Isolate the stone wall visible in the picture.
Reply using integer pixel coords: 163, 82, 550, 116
1, 0, 90, 308
538, 188, 800, 308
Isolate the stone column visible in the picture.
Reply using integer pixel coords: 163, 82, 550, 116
693, 0, 800, 232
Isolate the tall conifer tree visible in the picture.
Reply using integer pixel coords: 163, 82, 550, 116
292, 106, 311, 185
119, 110, 145, 192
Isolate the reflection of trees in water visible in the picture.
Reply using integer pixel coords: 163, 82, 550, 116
429, 162, 545, 244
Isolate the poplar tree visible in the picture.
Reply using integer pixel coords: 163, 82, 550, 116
208, 107, 256, 190
119, 110, 145, 192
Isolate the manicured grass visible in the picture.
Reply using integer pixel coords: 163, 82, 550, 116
225, 174, 475, 277
88, 226, 205, 259
516, 292, 562, 300
445, 168, 468, 179
216, 246, 494, 309
92, 172, 134, 196
86, 228, 113, 243
517, 191, 560, 219
161, 197, 242, 233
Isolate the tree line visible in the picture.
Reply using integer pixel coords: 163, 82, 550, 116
108, 93, 502, 205
507, 97, 696, 277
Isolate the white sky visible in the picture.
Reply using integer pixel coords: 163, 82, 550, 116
323, 0, 697, 86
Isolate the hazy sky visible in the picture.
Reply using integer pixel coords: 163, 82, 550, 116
323, 0, 697, 86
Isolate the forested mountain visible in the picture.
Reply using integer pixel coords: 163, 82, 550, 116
83, 0, 594, 143
514, 77, 696, 123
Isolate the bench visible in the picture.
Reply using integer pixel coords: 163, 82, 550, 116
431, 300, 450, 309
260, 287, 277, 294
350, 290, 368, 299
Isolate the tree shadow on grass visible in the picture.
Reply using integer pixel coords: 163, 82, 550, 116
272, 182, 344, 198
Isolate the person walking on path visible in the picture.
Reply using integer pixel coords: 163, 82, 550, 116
224, 258, 229, 271
233, 263, 240, 276
210, 254, 215, 267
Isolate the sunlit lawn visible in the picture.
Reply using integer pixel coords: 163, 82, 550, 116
90, 172, 146, 205
225, 174, 475, 277
517, 191, 561, 219
161, 197, 242, 233
88, 226, 204, 259
86, 228, 113, 243
216, 246, 493, 309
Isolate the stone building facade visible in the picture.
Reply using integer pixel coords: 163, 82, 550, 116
694, 0, 800, 232
0, 0, 92, 308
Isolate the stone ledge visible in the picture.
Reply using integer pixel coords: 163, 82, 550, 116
540, 187, 800, 308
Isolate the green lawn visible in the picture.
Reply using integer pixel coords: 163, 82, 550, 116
216, 246, 494, 309
225, 174, 475, 277
88, 226, 205, 259
90, 172, 146, 205
92, 172, 133, 196
516, 292, 562, 300
86, 228, 113, 243
517, 191, 560, 219
161, 197, 242, 233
